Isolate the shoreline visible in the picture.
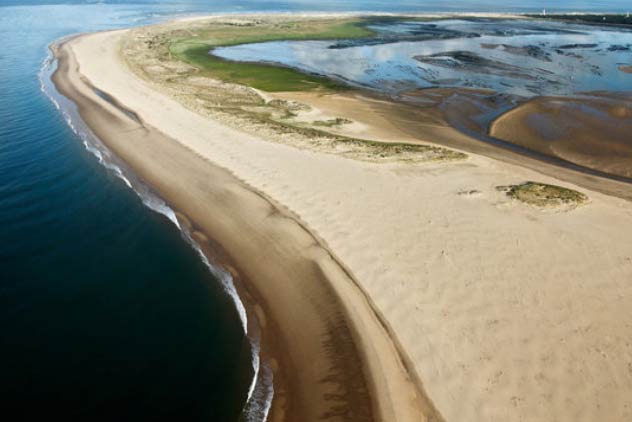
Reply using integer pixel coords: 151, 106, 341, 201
51, 33, 439, 422
50, 15, 632, 422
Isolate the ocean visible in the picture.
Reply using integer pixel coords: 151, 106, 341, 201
1, 1, 630, 421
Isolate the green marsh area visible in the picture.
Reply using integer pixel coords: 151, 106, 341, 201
168, 18, 374, 91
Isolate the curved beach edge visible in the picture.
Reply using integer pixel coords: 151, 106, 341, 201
50, 31, 443, 422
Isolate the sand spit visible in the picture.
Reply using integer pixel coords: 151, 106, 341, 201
52, 32, 438, 422
55, 16, 632, 422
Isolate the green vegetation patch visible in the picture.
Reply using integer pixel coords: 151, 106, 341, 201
331, 138, 468, 162
240, 107, 466, 162
312, 117, 353, 127
496, 181, 588, 207
124, 16, 469, 164
167, 18, 375, 92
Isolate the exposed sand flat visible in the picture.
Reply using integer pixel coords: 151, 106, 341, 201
490, 95, 632, 179
58, 25, 632, 422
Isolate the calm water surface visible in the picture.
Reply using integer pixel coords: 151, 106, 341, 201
215, 19, 632, 96
1, 1, 631, 421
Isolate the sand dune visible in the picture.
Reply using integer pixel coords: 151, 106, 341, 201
58, 25, 632, 422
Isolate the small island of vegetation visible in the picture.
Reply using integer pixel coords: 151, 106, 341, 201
497, 181, 588, 207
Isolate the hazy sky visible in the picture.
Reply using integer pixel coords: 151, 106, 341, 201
2, 0, 632, 13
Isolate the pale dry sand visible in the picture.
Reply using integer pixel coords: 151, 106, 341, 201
61, 27, 632, 422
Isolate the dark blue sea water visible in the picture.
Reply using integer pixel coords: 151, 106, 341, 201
1, 1, 630, 421
0, 5, 257, 422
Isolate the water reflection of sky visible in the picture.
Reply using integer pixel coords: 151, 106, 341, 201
214, 19, 632, 96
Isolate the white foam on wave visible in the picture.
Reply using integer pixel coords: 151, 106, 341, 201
183, 232, 248, 334
241, 329, 274, 422
39, 49, 274, 421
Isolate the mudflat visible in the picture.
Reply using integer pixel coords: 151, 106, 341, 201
490, 95, 632, 179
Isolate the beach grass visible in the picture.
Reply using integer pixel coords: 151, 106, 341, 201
312, 117, 353, 127
334, 139, 468, 162
168, 19, 374, 91
235, 106, 466, 162
497, 182, 588, 207
123, 16, 468, 163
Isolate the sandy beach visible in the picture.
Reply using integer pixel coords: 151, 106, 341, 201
52, 31, 436, 422
53, 16, 632, 422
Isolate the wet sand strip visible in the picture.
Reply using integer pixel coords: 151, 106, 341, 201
51, 36, 442, 422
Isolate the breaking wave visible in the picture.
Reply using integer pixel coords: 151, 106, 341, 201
39, 46, 273, 421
